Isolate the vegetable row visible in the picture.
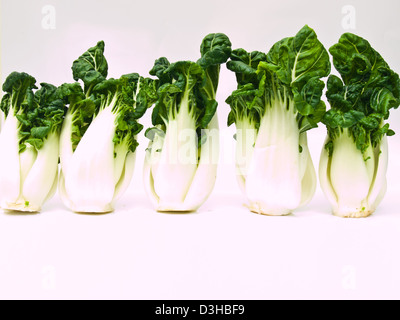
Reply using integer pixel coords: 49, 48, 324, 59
0, 25, 398, 218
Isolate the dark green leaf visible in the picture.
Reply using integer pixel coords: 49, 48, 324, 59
325, 32, 400, 152
72, 41, 108, 94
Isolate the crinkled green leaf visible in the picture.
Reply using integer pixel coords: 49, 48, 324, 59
198, 33, 232, 70
225, 83, 263, 129
147, 34, 230, 141
0, 72, 37, 116
149, 57, 171, 85
1, 73, 67, 152
72, 41, 108, 95
92, 73, 155, 153
226, 25, 330, 134
266, 25, 331, 89
149, 59, 209, 129
226, 49, 266, 87
324, 32, 400, 153
197, 33, 232, 98
198, 99, 218, 129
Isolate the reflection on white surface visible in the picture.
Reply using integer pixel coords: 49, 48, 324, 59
1, 192, 400, 300
1, 0, 400, 300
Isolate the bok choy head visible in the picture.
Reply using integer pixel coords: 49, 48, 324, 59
0, 72, 66, 212
226, 25, 331, 216
58, 41, 156, 213
143, 33, 231, 212
319, 32, 400, 218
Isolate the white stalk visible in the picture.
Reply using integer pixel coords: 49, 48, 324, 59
61, 107, 117, 213
21, 131, 59, 211
319, 129, 387, 218
235, 118, 257, 194
58, 171, 73, 210
330, 131, 372, 217
244, 100, 303, 215
143, 129, 165, 207
368, 135, 388, 211
319, 136, 339, 213
19, 145, 38, 194
181, 113, 219, 210
112, 150, 137, 204
59, 112, 74, 177
298, 132, 317, 207
144, 109, 219, 212
0, 110, 5, 129
43, 164, 60, 204
0, 112, 60, 212
113, 142, 130, 186
0, 112, 22, 209
151, 94, 198, 211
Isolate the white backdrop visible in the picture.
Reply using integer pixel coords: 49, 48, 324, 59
1, 0, 400, 300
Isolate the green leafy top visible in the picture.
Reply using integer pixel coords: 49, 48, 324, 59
59, 82, 96, 151
226, 25, 331, 133
62, 41, 156, 153
72, 40, 108, 96
60, 41, 109, 149
148, 33, 232, 136
197, 33, 232, 99
0, 71, 37, 117
0, 72, 66, 152
93, 73, 157, 152
149, 59, 215, 130
19, 83, 66, 152
323, 33, 400, 154
226, 49, 267, 128
226, 49, 267, 87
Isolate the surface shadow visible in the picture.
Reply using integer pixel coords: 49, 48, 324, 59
3, 210, 41, 216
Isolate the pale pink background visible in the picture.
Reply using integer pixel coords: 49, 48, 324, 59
0, 0, 400, 299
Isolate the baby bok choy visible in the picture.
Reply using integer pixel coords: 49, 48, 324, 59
226, 25, 331, 216
319, 33, 400, 218
143, 33, 232, 212
0, 72, 66, 212
58, 41, 156, 213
